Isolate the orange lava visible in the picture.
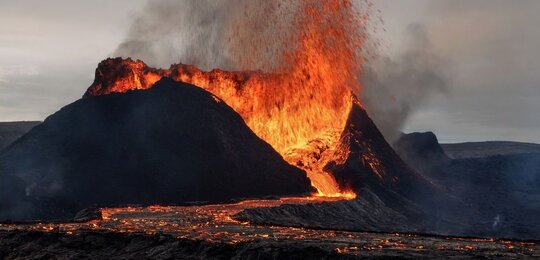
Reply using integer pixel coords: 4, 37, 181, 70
86, 1, 367, 197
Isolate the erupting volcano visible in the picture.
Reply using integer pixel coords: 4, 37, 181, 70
85, 58, 356, 197
78, 0, 441, 204
85, 0, 368, 197
0, 0, 442, 221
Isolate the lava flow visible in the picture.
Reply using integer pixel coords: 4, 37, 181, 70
0, 200, 536, 257
85, 1, 367, 197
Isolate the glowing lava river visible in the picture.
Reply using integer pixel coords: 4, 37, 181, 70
0, 197, 537, 259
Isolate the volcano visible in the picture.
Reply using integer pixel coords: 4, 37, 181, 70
0, 78, 312, 221
0, 57, 455, 221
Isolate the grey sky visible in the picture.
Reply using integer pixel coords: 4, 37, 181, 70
0, 0, 539, 143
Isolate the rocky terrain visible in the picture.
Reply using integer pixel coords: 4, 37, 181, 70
1, 230, 537, 259
1, 198, 537, 259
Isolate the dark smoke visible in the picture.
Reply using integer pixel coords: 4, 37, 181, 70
362, 25, 450, 143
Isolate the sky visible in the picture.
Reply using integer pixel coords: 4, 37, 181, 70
0, 0, 539, 144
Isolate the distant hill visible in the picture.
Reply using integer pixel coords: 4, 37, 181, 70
0, 121, 40, 151
442, 141, 540, 159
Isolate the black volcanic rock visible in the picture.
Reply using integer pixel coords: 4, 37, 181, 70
0, 231, 353, 260
0, 78, 313, 221
234, 188, 428, 234
0, 121, 40, 151
1, 230, 536, 259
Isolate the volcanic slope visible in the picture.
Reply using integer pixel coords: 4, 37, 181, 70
0, 78, 313, 221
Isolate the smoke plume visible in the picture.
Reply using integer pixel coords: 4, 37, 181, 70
362, 25, 450, 143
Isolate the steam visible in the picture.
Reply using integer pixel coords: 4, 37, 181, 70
362, 25, 449, 143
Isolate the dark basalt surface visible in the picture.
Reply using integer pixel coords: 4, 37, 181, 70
0, 231, 348, 260
234, 189, 429, 234
0, 78, 313, 221
233, 189, 484, 239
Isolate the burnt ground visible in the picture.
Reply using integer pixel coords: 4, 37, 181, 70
0, 231, 348, 260
0, 198, 538, 259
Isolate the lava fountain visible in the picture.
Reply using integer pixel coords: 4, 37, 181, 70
86, 0, 368, 197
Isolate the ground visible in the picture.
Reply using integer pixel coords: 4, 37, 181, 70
0, 198, 537, 259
